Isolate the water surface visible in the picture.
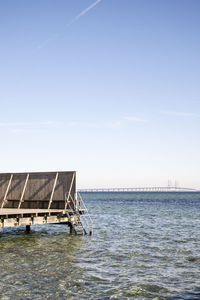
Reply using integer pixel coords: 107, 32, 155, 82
0, 192, 200, 299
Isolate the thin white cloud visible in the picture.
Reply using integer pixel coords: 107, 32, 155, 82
68, 121, 81, 127
66, 117, 147, 129
161, 111, 197, 117
0, 121, 63, 128
39, 121, 63, 126
0, 122, 31, 127
10, 129, 26, 134
104, 120, 121, 129
0, 121, 64, 134
124, 116, 148, 123
66, 120, 122, 129
0, 116, 147, 133
69, 0, 102, 25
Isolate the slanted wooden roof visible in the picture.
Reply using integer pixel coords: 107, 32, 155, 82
0, 171, 76, 209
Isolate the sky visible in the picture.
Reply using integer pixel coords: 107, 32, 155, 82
0, 0, 200, 189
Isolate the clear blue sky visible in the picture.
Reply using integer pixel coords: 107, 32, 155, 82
0, 0, 200, 188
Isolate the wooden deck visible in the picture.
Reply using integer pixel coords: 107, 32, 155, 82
0, 208, 84, 231
0, 208, 75, 215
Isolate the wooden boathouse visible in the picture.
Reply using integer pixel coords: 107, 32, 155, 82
0, 171, 92, 235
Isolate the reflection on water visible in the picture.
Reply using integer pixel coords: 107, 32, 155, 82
0, 192, 200, 299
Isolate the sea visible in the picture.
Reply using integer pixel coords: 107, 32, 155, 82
0, 192, 200, 300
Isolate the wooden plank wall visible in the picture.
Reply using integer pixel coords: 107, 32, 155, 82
0, 172, 76, 209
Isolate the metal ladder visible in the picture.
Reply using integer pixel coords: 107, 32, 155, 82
65, 192, 93, 235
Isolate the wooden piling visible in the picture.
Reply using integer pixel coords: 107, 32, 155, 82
26, 225, 31, 233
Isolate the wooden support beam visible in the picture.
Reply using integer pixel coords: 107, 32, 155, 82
18, 173, 29, 209
1, 174, 13, 208
65, 172, 75, 209
48, 172, 59, 209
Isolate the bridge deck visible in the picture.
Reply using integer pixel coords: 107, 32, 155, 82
79, 187, 199, 192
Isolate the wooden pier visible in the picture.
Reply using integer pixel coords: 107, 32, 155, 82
0, 172, 92, 235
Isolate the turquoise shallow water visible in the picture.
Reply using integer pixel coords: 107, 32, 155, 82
0, 192, 200, 299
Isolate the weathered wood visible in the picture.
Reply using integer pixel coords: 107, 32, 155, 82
0, 208, 83, 215
0, 207, 82, 231
65, 172, 75, 209
0, 210, 73, 228
1, 174, 13, 208
18, 173, 29, 209
48, 172, 58, 209
0, 171, 76, 209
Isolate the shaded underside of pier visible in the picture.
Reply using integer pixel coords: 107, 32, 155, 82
0, 208, 85, 230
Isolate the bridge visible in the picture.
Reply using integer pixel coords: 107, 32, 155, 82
78, 187, 199, 193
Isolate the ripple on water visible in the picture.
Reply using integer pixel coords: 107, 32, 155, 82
0, 193, 200, 299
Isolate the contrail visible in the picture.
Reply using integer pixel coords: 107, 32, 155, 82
35, 0, 102, 50
69, 0, 102, 25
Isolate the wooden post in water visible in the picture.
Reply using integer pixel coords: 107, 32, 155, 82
26, 225, 31, 233
69, 223, 76, 234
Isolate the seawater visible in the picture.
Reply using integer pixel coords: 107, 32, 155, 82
0, 192, 200, 299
